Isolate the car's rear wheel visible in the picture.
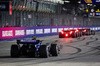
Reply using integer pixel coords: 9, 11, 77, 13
11, 44, 20, 57
39, 45, 49, 58
59, 35, 63, 38
86, 31, 89, 35
72, 33, 76, 38
59, 33, 64, 38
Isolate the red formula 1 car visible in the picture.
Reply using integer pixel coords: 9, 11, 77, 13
81, 28, 95, 35
59, 28, 95, 38
59, 29, 81, 38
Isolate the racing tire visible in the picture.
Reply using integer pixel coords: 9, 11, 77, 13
72, 33, 76, 38
76, 33, 79, 38
59, 35, 63, 38
50, 44, 59, 56
11, 44, 20, 57
39, 45, 49, 58
59, 33, 64, 38
82, 32, 85, 35
78, 33, 80, 37
85, 32, 89, 35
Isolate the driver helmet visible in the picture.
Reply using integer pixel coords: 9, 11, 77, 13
68, 28, 70, 31
32, 36, 37, 40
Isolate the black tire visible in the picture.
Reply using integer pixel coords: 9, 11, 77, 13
11, 44, 20, 57
86, 31, 89, 35
72, 33, 76, 38
78, 32, 81, 37
39, 45, 49, 58
59, 33, 64, 38
59, 35, 63, 38
50, 44, 59, 56
76, 33, 78, 38
82, 32, 85, 35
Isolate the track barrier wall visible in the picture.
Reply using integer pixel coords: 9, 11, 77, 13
0, 26, 100, 41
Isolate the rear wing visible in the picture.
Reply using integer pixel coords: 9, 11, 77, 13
17, 40, 41, 44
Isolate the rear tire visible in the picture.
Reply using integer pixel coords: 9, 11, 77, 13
39, 45, 49, 58
11, 44, 20, 57
59, 35, 63, 38
59, 33, 63, 38
72, 33, 76, 38
50, 44, 59, 56
76, 33, 78, 38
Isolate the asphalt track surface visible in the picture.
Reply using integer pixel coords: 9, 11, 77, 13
0, 32, 100, 66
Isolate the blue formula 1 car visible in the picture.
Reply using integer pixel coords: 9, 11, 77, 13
10, 39, 60, 58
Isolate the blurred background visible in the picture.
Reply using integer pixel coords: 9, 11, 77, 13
0, 0, 100, 27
